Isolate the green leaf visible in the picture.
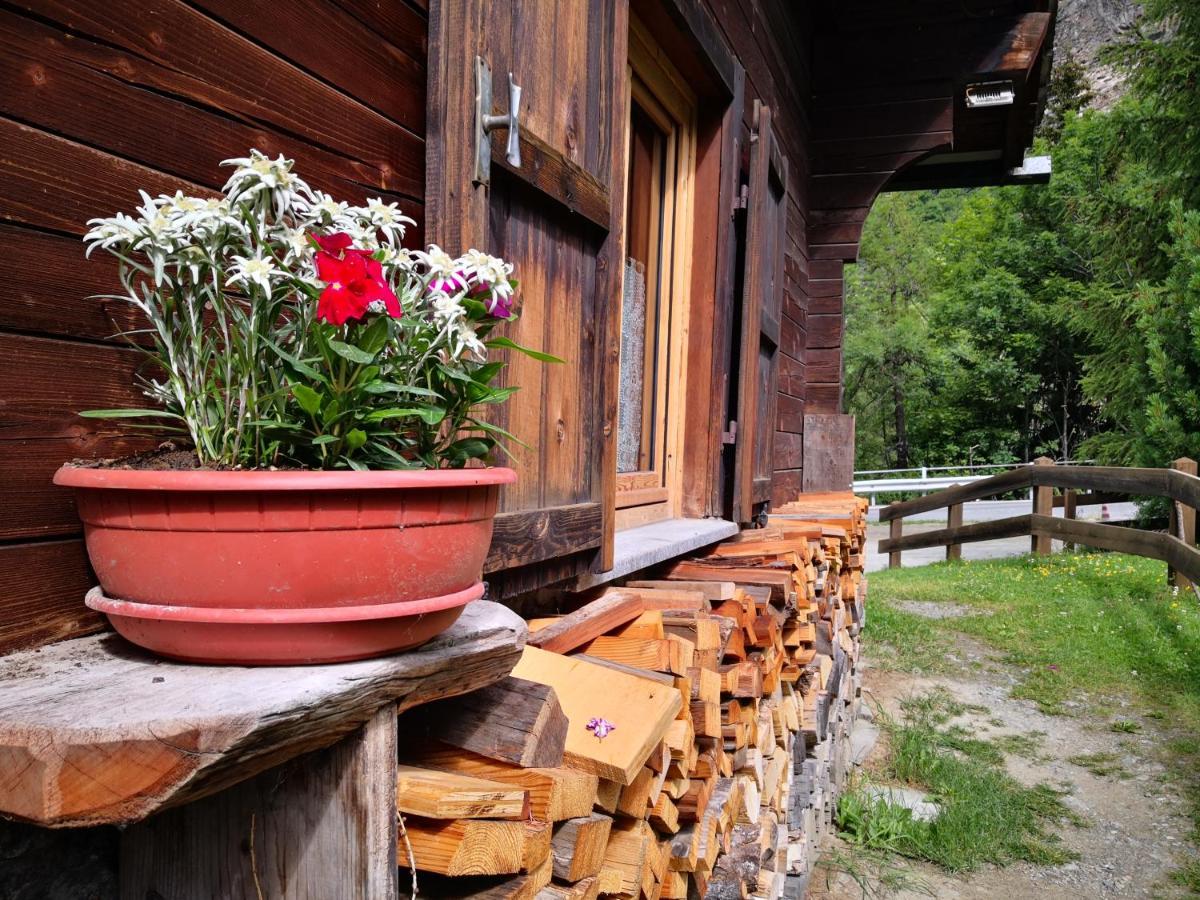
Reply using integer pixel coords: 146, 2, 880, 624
468, 418, 530, 448
486, 336, 565, 363
265, 338, 328, 384
327, 339, 377, 365
362, 382, 442, 398
292, 384, 323, 416
344, 457, 368, 471
471, 385, 520, 404
358, 317, 390, 355
321, 398, 342, 426
344, 428, 368, 452
365, 406, 446, 426
471, 361, 506, 384
444, 437, 495, 465
79, 408, 186, 420
311, 434, 339, 445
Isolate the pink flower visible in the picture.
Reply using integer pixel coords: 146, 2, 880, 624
586, 717, 616, 740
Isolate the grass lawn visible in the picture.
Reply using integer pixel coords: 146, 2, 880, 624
843, 550, 1200, 890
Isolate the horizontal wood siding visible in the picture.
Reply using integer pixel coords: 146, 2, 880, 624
0, 1, 428, 654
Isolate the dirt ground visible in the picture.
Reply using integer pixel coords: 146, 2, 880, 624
810, 603, 1196, 899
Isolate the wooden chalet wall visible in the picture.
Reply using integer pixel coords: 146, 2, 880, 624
0, 1, 428, 654
0, 0, 1052, 655
806, 1, 1053, 415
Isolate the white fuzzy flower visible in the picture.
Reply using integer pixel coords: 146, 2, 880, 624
364, 198, 415, 244
414, 244, 463, 285
227, 251, 280, 296
280, 227, 313, 261
303, 191, 348, 224
430, 290, 464, 324
459, 249, 513, 290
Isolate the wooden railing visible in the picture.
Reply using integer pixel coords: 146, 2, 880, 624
879, 457, 1200, 589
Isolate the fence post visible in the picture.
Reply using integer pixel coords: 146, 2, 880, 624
1171, 457, 1197, 590
1063, 489, 1077, 551
1031, 457, 1053, 556
946, 503, 963, 562
888, 517, 903, 570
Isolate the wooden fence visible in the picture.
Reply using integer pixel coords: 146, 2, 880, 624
879, 457, 1200, 589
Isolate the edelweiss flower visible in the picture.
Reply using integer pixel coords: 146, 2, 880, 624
414, 245, 460, 281
228, 251, 280, 296
459, 249, 513, 288
364, 198, 415, 244
304, 191, 348, 224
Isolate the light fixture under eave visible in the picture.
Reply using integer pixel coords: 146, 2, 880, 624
965, 80, 1016, 108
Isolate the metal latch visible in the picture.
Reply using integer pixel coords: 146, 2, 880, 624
722, 420, 738, 445
474, 56, 522, 186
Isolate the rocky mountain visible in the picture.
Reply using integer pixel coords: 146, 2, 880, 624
1055, 0, 1143, 107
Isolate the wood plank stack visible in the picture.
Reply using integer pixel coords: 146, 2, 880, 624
394, 492, 869, 899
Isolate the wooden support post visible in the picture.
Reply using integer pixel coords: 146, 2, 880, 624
1063, 489, 1077, 551
945, 503, 963, 561
120, 703, 399, 899
1031, 457, 1054, 556
888, 517, 902, 569
1171, 457, 1197, 590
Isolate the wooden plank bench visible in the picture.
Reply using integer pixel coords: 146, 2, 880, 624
0, 601, 526, 898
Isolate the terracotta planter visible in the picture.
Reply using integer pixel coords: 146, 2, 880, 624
53, 466, 516, 664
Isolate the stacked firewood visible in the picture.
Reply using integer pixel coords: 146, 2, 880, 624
393, 492, 868, 899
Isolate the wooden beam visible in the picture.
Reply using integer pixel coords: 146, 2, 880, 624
485, 503, 604, 572
121, 703, 398, 899
0, 602, 525, 826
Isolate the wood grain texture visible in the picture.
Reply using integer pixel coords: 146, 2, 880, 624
0, 602, 524, 826
511, 647, 682, 784
121, 702, 398, 900
526, 590, 644, 654
401, 676, 568, 768
484, 503, 604, 573
396, 765, 529, 819
0, 540, 106, 656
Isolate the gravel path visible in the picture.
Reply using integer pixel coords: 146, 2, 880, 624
811, 615, 1196, 899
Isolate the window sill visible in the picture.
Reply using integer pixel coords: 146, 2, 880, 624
570, 517, 740, 591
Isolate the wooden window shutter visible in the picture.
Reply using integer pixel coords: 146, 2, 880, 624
733, 101, 788, 524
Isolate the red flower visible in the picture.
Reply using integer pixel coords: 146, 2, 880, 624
313, 233, 401, 325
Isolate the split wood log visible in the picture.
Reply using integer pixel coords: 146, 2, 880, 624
402, 816, 529, 875
525, 590, 643, 654
399, 744, 598, 822
511, 647, 682, 784
0, 601, 525, 827
551, 813, 613, 882
396, 765, 529, 819
401, 676, 568, 768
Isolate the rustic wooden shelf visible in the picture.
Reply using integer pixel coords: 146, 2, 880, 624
0, 600, 526, 828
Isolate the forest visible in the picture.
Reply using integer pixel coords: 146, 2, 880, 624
845, 0, 1200, 474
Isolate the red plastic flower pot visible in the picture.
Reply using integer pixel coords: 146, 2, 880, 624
53, 466, 516, 664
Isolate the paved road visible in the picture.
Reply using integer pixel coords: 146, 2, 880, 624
863, 499, 1139, 573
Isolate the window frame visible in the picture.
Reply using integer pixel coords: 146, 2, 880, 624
615, 16, 699, 529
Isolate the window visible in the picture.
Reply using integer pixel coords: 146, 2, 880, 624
615, 18, 697, 528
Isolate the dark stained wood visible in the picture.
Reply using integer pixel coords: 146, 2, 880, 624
194, 0, 425, 132
121, 702, 399, 899
0, 540, 106, 655
18, 1, 424, 195
0, 602, 524, 826
733, 101, 787, 523
401, 677, 569, 768
491, 129, 610, 230
801, 414, 854, 492
0, 11, 423, 205
484, 503, 604, 573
